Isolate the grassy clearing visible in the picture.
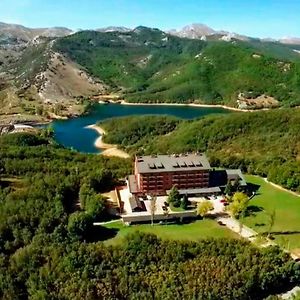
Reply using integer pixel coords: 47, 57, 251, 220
243, 175, 300, 251
103, 219, 238, 246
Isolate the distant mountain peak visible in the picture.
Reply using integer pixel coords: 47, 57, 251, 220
168, 23, 250, 42
96, 26, 131, 33
1, 21, 300, 46
182, 23, 215, 34
0, 21, 72, 42
169, 23, 215, 39
279, 37, 300, 45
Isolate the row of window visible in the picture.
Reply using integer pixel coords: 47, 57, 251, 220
141, 178, 209, 184
142, 172, 209, 179
141, 184, 209, 189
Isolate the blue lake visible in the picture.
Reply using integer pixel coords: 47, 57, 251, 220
52, 103, 231, 153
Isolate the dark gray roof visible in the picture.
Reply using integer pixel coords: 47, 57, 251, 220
167, 186, 221, 195
136, 153, 211, 174
226, 169, 247, 186
128, 197, 146, 212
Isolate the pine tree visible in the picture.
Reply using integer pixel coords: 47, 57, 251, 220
167, 185, 181, 207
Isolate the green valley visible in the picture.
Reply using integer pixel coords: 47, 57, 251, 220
1, 15, 300, 300
2, 25, 300, 123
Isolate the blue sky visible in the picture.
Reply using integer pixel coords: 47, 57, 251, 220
0, 0, 299, 38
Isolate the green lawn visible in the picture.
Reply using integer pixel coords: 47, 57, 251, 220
103, 219, 238, 246
243, 175, 300, 251
169, 204, 195, 212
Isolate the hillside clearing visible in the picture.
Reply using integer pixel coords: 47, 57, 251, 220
243, 175, 300, 251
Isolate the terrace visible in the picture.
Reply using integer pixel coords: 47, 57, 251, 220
118, 185, 227, 224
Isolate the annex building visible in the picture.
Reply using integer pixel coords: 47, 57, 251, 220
127, 153, 246, 197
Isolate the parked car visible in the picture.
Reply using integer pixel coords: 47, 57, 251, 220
217, 221, 225, 226
220, 199, 227, 203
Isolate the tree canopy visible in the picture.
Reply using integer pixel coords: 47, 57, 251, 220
1, 132, 300, 299
99, 108, 300, 193
197, 201, 214, 217
228, 192, 249, 218
55, 28, 300, 107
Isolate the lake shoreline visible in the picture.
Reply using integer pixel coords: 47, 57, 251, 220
86, 124, 130, 159
117, 100, 259, 113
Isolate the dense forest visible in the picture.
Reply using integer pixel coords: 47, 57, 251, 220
99, 115, 180, 148
99, 108, 300, 192
1, 132, 300, 299
55, 27, 300, 107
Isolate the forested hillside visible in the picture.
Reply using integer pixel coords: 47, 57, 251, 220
99, 109, 300, 192
1, 132, 299, 299
99, 115, 180, 148
2, 26, 300, 122
55, 27, 300, 107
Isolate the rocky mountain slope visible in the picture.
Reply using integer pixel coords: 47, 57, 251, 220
168, 23, 300, 46
169, 23, 216, 38
280, 37, 300, 45
96, 26, 131, 33
1, 22, 300, 123
0, 22, 72, 42
168, 23, 250, 42
0, 24, 106, 123
54, 27, 300, 108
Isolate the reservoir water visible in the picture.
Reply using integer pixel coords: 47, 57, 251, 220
52, 103, 231, 153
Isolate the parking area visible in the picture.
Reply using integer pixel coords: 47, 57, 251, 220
119, 186, 228, 217
188, 195, 227, 214
143, 196, 166, 214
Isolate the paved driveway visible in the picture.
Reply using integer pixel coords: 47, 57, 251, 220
217, 216, 257, 240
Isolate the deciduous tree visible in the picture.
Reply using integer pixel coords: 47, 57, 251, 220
197, 201, 213, 217
150, 195, 157, 226
228, 192, 249, 219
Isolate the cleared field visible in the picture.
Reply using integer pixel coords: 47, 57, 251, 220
103, 219, 238, 246
243, 175, 300, 251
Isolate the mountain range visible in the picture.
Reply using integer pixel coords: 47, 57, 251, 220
0, 22, 72, 43
1, 21, 300, 45
1, 21, 300, 123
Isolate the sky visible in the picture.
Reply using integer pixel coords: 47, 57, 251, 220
0, 0, 299, 39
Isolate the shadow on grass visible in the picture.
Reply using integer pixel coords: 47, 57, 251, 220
245, 205, 264, 217
255, 223, 266, 227
267, 231, 300, 236
86, 225, 119, 243
142, 216, 203, 226
246, 182, 261, 195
